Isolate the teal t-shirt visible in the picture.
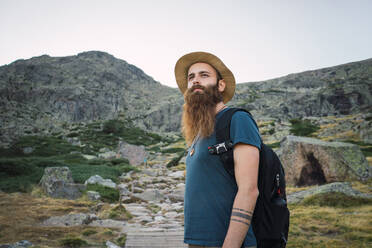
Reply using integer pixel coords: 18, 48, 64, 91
184, 108, 262, 246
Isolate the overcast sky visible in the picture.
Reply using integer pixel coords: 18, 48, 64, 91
1, 0, 371, 88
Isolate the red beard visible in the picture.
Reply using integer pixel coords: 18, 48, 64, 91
182, 83, 223, 145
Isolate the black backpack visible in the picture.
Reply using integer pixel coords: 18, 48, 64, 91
209, 108, 290, 248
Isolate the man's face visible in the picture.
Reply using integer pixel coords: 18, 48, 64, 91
187, 62, 220, 93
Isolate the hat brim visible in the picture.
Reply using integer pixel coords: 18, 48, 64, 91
174, 52, 235, 103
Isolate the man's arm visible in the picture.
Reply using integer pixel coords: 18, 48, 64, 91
222, 143, 259, 248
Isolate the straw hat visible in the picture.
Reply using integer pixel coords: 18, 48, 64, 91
174, 51, 236, 103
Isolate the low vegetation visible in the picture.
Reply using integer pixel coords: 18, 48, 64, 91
0, 118, 167, 193
289, 118, 320, 137
85, 184, 119, 203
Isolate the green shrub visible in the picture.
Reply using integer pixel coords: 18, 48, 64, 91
161, 147, 185, 154
302, 192, 372, 208
110, 158, 129, 165
108, 205, 133, 220
86, 184, 119, 203
59, 236, 88, 248
0, 158, 44, 192
116, 234, 127, 246
267, 142, 281, 149
6, 136, 80, 157
68, 164, 122, 184
103, 120, 124, 134
166, 152, 186, 168
289, 119, 320, 137
119, 164, 140, 173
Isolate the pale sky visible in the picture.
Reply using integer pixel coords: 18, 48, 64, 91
1, 0, 371, 88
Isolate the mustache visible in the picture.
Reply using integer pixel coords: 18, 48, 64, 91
189, 85, 206, 92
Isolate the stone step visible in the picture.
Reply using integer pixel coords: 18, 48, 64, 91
125, 231, 187, 248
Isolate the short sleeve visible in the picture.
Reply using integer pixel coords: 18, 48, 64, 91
230, 111, 261, 150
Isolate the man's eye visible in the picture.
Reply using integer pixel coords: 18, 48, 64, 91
201, 74, 208, 77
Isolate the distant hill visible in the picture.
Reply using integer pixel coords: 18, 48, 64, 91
0, 51, 182, 146
0, 51, 371, 146
233, 58, 372, 120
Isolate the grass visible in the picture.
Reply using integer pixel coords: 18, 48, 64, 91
289, 118, 320, 137
0, 136, 81, 157
0, 181, 371, 247
0, 154, 138, 193
344, 140, 372, 158
287, 204, 372, 247
85, 184, 119, 203
59, 236, 88, 247
301, 192, 372, 208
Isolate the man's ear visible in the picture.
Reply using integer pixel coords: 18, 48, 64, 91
218, 79, 226, 93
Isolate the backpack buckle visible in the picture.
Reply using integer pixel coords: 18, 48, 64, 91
208, 141, 233, 155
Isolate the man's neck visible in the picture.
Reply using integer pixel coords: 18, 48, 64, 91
215, 102, 227, 114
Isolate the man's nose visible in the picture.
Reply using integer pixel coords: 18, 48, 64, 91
188, 76, 200, 88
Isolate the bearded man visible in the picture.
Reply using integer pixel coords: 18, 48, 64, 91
174, 52, 261, 248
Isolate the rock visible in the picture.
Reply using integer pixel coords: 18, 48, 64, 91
22, 147, 33, 154
164, 211, 178, 218
179, 156, 186, 164
87, 191, 101, 201
154, 216, 165, 222
99, 147, 111, 153
133, 189, 165, 202
142, 169, 157, 177
99, 151, 117, 159
117, 183, 131, 196
39, 167, 85, 199
82, 154, 97, 160
278, 136, 370, 186
168, 171, 185, 179
89, 219, 127, 231
287, 182, 372, 204
106, 241, 121, 248
133, 187, 144, 193
138, 176, 154, 185
359, 117, 372, 144
85, 175, 117, 189
0, 240, 33, 248
117, 141, 148, 166
42, 213, 98, 226
168, 193, 184, 203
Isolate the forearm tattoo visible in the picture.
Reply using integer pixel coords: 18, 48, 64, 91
231, 211, 252, 221
233, 208, 253, 215
231, 218, 250, 226
231, 208, 253, 226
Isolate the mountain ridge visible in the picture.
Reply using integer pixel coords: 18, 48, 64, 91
0, 51, 371, 147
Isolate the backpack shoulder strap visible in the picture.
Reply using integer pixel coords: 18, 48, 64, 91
215, 107, 259, 144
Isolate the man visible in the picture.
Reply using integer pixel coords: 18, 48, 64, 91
174, 52, 261, 248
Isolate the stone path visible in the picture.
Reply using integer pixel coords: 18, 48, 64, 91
125, 230, 187, 248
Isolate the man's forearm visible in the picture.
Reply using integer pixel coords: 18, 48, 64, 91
222, 188, 259, 248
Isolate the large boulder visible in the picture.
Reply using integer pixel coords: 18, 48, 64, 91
117, 141, 148, 166
278, 136, 370, 186
287, 182, 372, 204
39, 167, 86, 199
41, 213, 98, 227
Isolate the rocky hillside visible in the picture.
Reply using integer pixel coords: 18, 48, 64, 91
0, 51, 182, 146
0, 51, 371, 147
233, 58, 372, 120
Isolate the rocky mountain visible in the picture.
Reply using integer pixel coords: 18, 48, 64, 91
0, 51, 182, 146
0, 51, 371, 147
234, 58, 372, 120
